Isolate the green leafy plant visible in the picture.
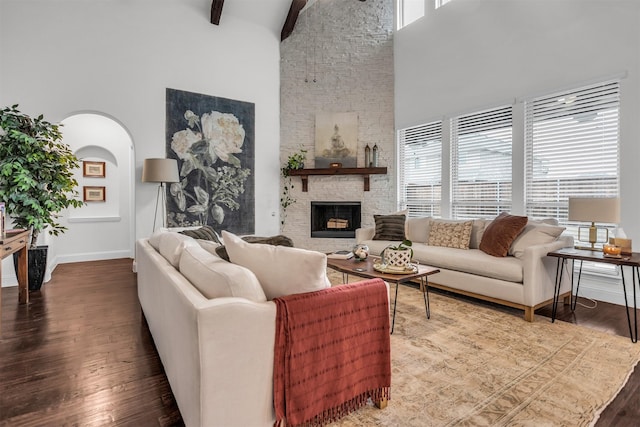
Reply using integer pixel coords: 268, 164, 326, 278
0, 105, 84, 247
282, 148, 307, 175
280, 148, 307, 226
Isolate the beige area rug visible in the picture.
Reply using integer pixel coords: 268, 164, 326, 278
325, 270, 640, 426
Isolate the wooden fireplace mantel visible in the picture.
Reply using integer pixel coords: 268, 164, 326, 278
286, 167, 387, 192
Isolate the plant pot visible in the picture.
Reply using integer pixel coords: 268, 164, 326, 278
382, 247, 412, 268
13, 245, 48, 291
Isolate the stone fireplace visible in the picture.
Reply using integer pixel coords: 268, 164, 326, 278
311, 201, 361, 238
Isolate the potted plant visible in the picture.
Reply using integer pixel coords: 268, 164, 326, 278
0, 105, 84, 290
382, 239, 413, 268
280, 148, 307, 226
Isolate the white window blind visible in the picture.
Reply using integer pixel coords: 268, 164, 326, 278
398, 121, 442, 217
524, 81, 620, 228
451, 106, 513, 219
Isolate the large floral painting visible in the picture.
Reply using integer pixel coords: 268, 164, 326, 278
165, 88, 255, 234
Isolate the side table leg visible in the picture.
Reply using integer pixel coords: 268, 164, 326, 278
552, 258, 565, 323
620, 266, 637, 343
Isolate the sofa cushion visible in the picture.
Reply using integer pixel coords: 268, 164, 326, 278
470, 219, 489, 249
148, 227, 169, 250
428, 220, 473, 249
406, 217, 431, 243
215, 235, 294, 261
412, 245, 524, 283
197, 239, 222, 256
479, 212, 528, 257
508, 223, 565, 259
222, 231, 331, 300
179, 245, 267, 301
158, 232, 199, 268
373, 214, 406, 241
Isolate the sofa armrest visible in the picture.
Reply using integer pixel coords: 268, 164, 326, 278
197, 298, 277, 427
356, 227, 375, 243
521, 235, 574, 306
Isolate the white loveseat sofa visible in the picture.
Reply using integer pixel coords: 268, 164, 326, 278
356, 216, 573, 321
136, 230, 389, 427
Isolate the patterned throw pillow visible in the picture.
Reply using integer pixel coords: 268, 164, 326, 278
373, 214, 406, 241
427, 220, 473, 249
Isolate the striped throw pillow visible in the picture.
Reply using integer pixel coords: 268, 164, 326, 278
373, 214, 406, 241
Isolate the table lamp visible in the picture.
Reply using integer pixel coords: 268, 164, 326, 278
568, 197, 620, 250
142, 158, 179, 231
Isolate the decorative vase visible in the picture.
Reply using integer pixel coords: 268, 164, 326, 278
13, 245, 48, 291
352, 244, 369, 261
382, 247, 411, 268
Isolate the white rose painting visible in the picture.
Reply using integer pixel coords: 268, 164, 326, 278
165, 88, 255, 234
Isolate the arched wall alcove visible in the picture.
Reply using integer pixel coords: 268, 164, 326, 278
50, 112, 135, 269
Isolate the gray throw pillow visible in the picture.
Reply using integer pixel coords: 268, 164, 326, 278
373, 214, 406, 241
180, 225, 222, 244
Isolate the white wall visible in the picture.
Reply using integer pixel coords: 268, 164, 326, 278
0, 0, 282, 284
395, 0, 640, 305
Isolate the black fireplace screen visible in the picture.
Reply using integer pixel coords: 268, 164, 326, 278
311, 201, 361, 238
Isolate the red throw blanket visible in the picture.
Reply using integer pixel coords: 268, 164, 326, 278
273, 279, 391, 427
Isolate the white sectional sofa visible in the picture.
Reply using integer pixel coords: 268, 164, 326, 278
356, 216, 573, 321
136, 230, 389, 427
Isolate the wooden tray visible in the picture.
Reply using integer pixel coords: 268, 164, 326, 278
373, 263, 418, 275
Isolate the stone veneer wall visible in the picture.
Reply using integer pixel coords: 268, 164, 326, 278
280, 0, 395, 252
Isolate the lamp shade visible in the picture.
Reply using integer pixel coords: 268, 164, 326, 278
142, 158, 179, 183
568, 197, 620, 224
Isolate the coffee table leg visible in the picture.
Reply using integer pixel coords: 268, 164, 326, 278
421, 277, 430, 319
391, 282, 399, 335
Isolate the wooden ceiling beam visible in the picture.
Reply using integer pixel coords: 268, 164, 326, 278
280, 0, 366, 42
210, 0, 224, 25
281, 0, 307, 41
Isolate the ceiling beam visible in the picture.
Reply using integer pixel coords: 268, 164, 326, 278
281, 0, 307, 41
210, 0, 224, 25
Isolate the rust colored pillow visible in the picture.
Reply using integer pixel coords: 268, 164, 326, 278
479, 212, 528, 257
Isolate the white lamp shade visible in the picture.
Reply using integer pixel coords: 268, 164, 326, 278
568, 197, 620, 224
142, 158, 179, 183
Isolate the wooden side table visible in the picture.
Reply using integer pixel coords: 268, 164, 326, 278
0, 229, 30, 333
327, 256, 440, 334
547, 248, 640, 343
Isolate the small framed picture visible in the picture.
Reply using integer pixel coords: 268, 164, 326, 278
83, 161, 106, 178
83, 186, 106, 202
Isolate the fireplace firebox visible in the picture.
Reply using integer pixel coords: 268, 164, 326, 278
311, 201, 361, 238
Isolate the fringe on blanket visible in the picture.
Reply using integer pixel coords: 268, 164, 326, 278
274, 387, 391, 427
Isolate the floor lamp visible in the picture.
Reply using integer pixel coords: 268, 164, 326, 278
142, 158, 179, 231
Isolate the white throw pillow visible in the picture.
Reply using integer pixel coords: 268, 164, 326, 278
148, 228, 169, 250
222, 230, 331, 300
179, 245, 266, 301
405, 217, 431, 243
509, 223, 565, 259
158, 232, 198, 268
196, 239, 222, 256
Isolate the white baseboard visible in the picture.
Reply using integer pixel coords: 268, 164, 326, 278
2, 250, 133, 287
53, 250, 132, 265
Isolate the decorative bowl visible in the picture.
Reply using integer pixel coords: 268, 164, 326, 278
352, 244, 369, 261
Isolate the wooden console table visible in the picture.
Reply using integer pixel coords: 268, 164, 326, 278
0, 229, 30, 333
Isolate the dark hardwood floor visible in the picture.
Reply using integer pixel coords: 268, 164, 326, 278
0, 259, 638, 426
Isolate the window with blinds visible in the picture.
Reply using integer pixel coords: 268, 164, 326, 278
398, 121, 442, 217
524, 81, 620, 231
451, 106, 513, 219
